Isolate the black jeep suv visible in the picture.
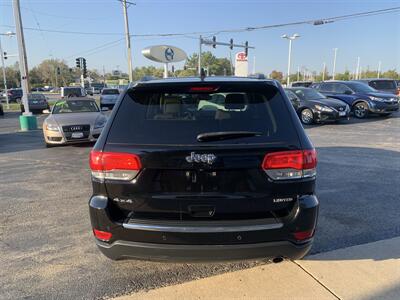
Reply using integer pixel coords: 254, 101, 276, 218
89, 77, 319, 261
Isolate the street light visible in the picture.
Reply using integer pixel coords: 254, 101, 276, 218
0, 31, 16, 109
282, 33, 300, 87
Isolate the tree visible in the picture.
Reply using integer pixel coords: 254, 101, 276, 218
269, 70, 283, 82
175, 52, 233, 77
132, 66, 164, 81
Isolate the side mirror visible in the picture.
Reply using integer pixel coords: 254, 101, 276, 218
344, 90, 353, 95
42, 109, 50, 114
101, 107, 109, 112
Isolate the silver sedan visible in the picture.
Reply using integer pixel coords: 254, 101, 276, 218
42, 98, 108, 147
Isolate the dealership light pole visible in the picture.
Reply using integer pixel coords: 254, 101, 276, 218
282, 33, 300, 87
356, 56, 361, 80
0, 31, 15, 109
322, 62, 326, 81
332, 48, 338, 80
377, 61, 381, 78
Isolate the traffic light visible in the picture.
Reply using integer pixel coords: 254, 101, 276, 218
212, 36, 216, 48
3, 52, 7, 60
57, 67, 61, 75
230, 39, 233, 50
82, 58, 87, 77
245, 41, 249, 57
69, 68, 73, 73
76, 58, 81, 68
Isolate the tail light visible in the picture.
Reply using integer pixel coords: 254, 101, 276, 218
93, 229, 112, 242
262, 149, 317, 180
293, 229, 314, 241
90, 150, 142, 181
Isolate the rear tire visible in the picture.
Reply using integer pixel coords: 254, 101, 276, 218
353, 102, 369, 119
15, 97, 21, 104
300, 108, 314, 125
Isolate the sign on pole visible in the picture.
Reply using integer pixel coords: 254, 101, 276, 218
234, 52, 248, 77
142, 45, 187, 78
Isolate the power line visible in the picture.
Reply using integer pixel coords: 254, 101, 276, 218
0, 6, 399, 37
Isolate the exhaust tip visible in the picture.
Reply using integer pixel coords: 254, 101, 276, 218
272, 256, 284, 263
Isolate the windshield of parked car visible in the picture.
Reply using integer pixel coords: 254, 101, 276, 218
102, 89, 119, 95
52, 100, 99, 114
291, 88, 326, 101
346, 82, 376, 93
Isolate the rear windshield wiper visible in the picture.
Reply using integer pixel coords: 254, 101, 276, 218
197, 131, 262, 142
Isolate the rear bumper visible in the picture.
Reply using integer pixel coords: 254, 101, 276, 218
89, 194, 319, 261
95, 239, 312, 262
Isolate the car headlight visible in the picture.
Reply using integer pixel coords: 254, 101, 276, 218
315, 104, 333, 112
369, 96, 385, 102
45, 123, 59, 132
94, 117, 107, 129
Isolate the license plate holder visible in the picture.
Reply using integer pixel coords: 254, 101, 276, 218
71, 132, 84, 139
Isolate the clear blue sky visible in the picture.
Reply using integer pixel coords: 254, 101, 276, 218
1, 0, 399, 75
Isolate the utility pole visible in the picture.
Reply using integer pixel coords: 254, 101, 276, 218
122, 0, 133, 82
13, 0, 31, 115
322, 62, 326, 81
332, 48, 338, 80
0, 32, 15, 110
198, 35, 202, 76
377, 61, 381, 78
252, 56, 256, 74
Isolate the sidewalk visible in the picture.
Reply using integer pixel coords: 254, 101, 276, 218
115, 237, 400, 300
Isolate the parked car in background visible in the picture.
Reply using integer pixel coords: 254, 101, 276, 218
91, 83, 106, 94
31, 87, 45, 92
291, 81, 313, 88
42, 98, 107, 147
311, 81, 399, 118
20, 94, 50, 114
5, 88, 23, 103
285, 87, 350, 124
85, 87, 94, 96
61, 87, 86, 98
89, 77, 319, 261
354, 79, 400, 96
100, 88, 120, 110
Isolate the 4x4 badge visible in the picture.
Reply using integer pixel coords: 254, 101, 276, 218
186, 152, 217, 165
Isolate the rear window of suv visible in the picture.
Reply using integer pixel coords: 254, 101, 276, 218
369, 80, 397, 90
107, 82, 298, 145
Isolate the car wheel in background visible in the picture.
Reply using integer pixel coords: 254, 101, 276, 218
0, 108, 4, 116
45, 143, 55, 148
300, 108, 314, 125
15, 97, 21, 103
353, 102, 369, 119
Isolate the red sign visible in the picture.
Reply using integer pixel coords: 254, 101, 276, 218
236, 52, 247, 62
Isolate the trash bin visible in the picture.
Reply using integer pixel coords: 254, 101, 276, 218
19, 115, 38, 131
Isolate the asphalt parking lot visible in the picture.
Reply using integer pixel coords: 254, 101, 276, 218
0, 111, 399, 299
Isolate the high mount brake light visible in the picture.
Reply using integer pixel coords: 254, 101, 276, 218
90, 150, 142, 181
262, 149, 317, 180
189, 86, 219, 92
